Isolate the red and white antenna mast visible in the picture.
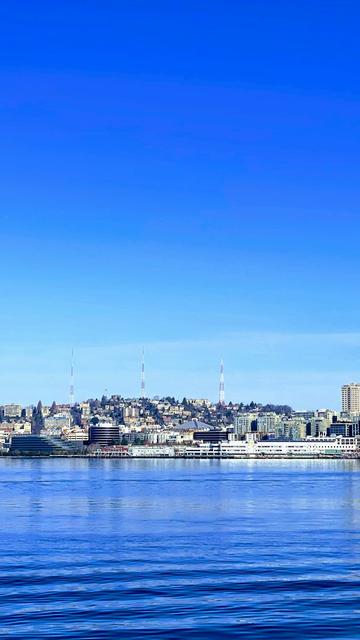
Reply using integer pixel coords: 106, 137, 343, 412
219, 359, 225, 405
141, 347, 145, 398
69, 348, 75, 406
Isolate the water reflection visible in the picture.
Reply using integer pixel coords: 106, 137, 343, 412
1, 459, 360, 638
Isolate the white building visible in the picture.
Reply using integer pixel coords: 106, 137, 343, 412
79, 402, 91, 419
3, 404, 22, 418
63, 427, 88, 443
183, 437, 358, 457
11, 421, 31, 434
25, 405, 34, 419
188, 399, 212, 407
123, 406, 140, 419
44, 413, 71, 430
130, 445, 175, 457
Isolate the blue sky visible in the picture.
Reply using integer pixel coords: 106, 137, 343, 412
1, 1, 360, 407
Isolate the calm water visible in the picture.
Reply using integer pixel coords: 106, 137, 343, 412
1, 459, 360, 639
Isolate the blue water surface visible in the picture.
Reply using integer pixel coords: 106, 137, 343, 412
1, 458, 360, 639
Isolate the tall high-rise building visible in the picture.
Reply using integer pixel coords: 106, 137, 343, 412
341, 383, 360, 414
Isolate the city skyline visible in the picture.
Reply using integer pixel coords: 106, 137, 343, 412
3, 4, 360, 638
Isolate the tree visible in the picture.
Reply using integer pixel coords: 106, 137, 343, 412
71, 406, 82, 426
31, 401, 44, 435
50, 401, 57, 416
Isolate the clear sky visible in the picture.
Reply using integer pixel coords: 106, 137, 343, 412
1, 1, 360, 408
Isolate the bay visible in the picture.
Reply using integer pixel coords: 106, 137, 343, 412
1, 458, 360, 639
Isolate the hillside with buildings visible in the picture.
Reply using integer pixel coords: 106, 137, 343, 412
1, 384, 360, 458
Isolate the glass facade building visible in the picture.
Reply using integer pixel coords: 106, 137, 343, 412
10, 435, 81, 455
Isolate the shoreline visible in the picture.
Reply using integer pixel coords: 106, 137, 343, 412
1, 454, 360, 460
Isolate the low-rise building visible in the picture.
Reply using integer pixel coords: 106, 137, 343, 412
62, 428, 88, 443
130, 445, 175, 457
44, 413, 72, 430
3, 404, 22, 418
9, 435, 81, 455
182, 437, 358, 457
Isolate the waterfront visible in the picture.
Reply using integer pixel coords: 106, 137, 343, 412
1, 459, 360, 638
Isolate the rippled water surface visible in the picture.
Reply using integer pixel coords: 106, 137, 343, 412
1, 458, 360, 638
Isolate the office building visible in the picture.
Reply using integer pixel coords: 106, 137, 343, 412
329, 419, 360, 438
9, 435, 80, 455
88, 422, 120, 446
193, 430, 231, 443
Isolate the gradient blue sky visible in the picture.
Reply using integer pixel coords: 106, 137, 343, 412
1, 1, 360, 407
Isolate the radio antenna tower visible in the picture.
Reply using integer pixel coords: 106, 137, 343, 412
69, 348, 75, 406
141, 347, 145, 398
219, 359, 225, 405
